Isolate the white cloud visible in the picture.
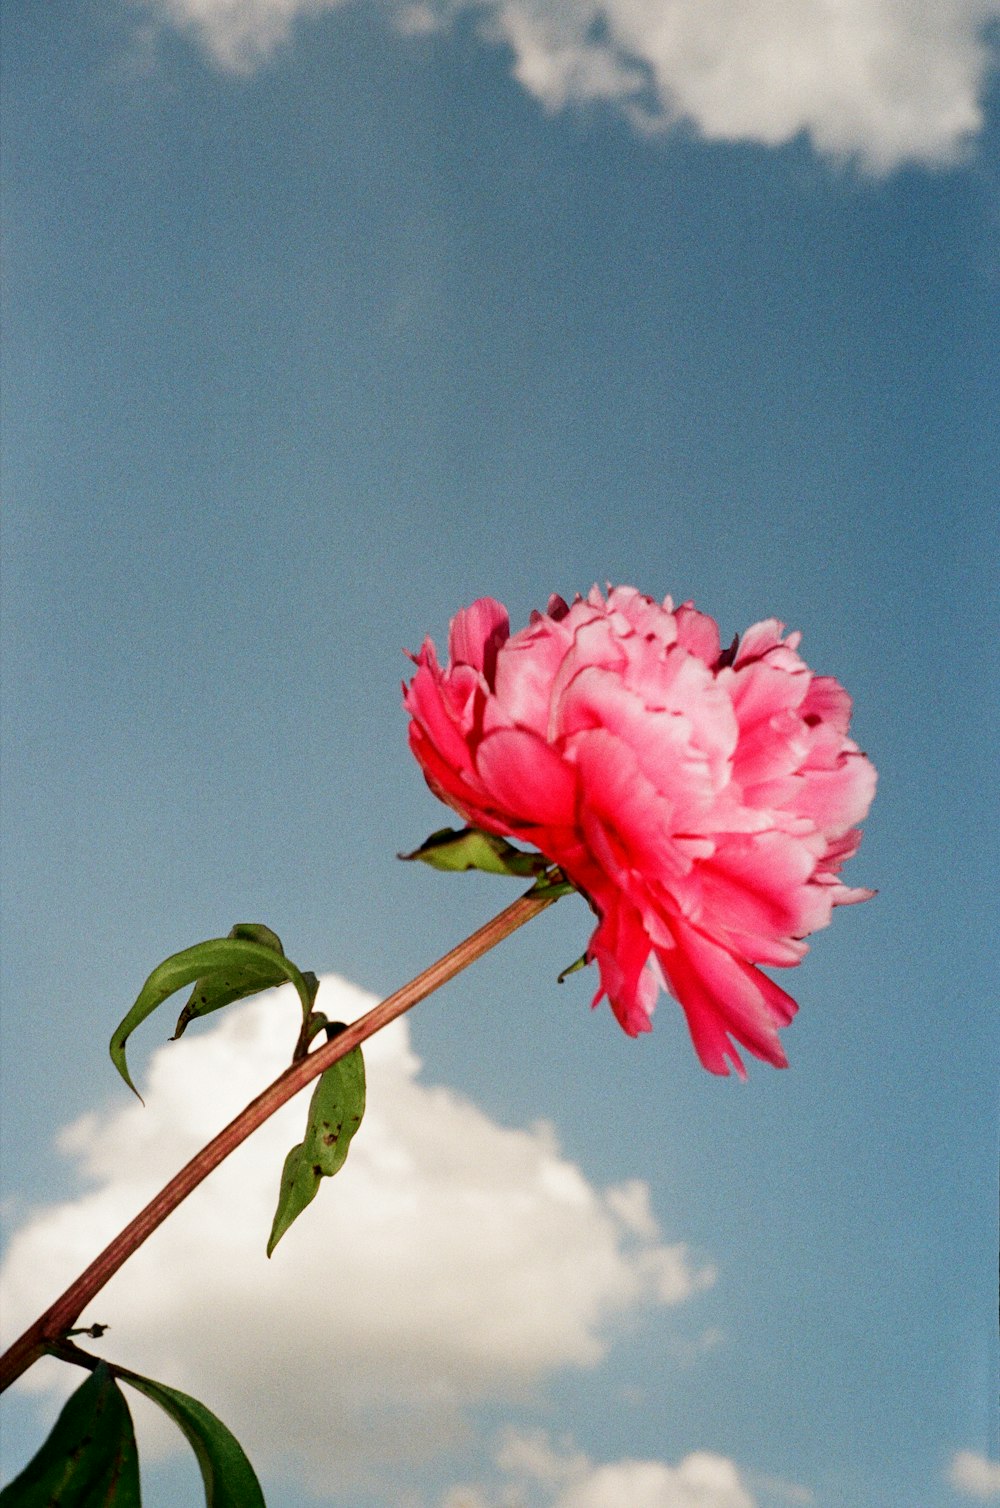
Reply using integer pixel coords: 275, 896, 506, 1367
950, 1451, 1000, 1499
0, 976, 710, 1494
448, 1430, 768, 1507
553, 1453, 755, 1508
496, 1427, 592, 1487
131, 0, 1000, 170
137, 0, 350, 73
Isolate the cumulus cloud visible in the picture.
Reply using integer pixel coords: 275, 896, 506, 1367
950, 1451, 1000, 1499
0, 976, 711, 1493
131, 0, 1000, 170
445, 1429, 769, 1507
553, 1453, 754, 1508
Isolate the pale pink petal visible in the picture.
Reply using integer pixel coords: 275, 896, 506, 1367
491, 615, 573, 735
571, 728, 694, 889
788, 748, 878, 836
674, 602, 722, 666
801, 674, 853, 735
726, 658, 810, 734
692, 830, 826, 951
556, 667, 723, 827
606, 586, 679, 652
733, 619, 787, 664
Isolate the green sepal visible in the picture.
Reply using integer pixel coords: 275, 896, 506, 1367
119, 1372, 265, 1508
529, 874, 577, 900
0, 1362, 140, 1507
110, 929, 313, 1098
267, 1040, 366, 1257
557, 951, 589, 983
399, 826, 548, 878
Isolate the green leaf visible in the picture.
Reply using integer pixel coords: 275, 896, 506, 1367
175, 931, 319, 1040
399, 826, 548, 878
109, 930, 313, 1097
0, 1362, 140, 1507
225, 922, 284, 953
267, 1042, 366, 1257
118, 1373, 265, 1508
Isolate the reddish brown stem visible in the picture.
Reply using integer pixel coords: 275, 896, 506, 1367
0, 887, 556, 1394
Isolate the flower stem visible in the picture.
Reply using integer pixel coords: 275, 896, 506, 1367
0, 885, 557, 1394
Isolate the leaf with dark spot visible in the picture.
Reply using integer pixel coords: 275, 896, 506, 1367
109, 928, 314, 1097
267, 1043, 366, 1257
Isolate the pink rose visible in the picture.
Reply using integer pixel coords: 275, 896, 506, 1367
404, 586, 876, 1076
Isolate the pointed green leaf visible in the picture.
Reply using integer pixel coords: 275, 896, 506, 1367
267, 1043, 366, 1257
110, 931, 313, 1097
0, 1363, 140, 1507
118, 1373, 264, 1508
399, 826, 548, 878
174, 931, 319, 1040
556, 951, 589, 983
226, 922, 284, 952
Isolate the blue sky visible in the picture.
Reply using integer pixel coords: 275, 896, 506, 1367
1, 3, 997, 1506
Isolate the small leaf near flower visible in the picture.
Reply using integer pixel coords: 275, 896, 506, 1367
109, 928, 314, 1098
399, 826, 549, 878
0, 1362, 140, 1507
267, 1034, 366, 1257
557, 952, 589, 983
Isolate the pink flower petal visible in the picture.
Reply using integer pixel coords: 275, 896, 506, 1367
474, 728, 578, 828
448, 597, 510, 682
657, 920, 798, 1077
491, 614, 573, 735
587, 893, 659, 1036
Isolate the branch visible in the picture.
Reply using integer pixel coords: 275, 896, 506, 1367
0, 886, 557, 1393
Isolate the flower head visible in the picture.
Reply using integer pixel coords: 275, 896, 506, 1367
404, 587, 876, 1076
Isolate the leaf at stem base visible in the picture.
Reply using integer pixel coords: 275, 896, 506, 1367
0, 1362, 140, 1507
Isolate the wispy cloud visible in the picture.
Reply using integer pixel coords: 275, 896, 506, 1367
950, 1451, 1000, 1499
1, 976, 711, 1494
132, 0, 1000, 170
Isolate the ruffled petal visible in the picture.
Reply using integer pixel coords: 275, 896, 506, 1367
474, 728, 578, 828
448, 598, 509, 682
656, 920, 798, 1077
587, 893, 659, 1036
491, 613, 573, 735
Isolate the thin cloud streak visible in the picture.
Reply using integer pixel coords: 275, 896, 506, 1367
131, 0, 1000, 169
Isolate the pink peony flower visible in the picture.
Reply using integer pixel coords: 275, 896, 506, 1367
404, 587, 876, 1076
